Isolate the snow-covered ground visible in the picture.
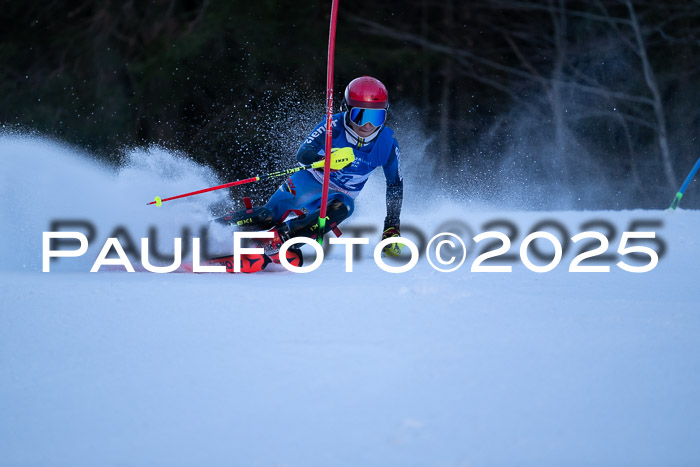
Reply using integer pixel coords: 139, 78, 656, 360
2, 136, 699, 466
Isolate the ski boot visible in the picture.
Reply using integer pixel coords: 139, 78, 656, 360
249, 198, 350, 267
248, 223, 303, 268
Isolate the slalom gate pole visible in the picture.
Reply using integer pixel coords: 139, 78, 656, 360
318, 0, 340, 244
669, 155, 700, 210
146, 150, 354, 206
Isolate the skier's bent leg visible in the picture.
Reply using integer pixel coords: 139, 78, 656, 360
250, 189, 353, 255
264, 171, 324, 222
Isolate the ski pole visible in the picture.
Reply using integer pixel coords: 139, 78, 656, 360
147, 148, 354, 206
669, 155, 700, 210
318, 0, 340, 243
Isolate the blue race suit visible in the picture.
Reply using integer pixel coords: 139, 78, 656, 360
265, 112, 403, 231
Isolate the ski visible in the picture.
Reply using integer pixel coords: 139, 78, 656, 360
181, 249, 303, 274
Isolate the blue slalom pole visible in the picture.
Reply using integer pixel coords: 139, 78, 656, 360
669, 156, 700, 210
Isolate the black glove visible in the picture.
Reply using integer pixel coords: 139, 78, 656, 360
381, 226, 403, 257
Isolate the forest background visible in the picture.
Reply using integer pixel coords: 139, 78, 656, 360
2, 0, 699, 209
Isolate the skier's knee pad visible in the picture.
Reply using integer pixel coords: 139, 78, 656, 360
285, 198, 352, 239
326, 198, 353, 224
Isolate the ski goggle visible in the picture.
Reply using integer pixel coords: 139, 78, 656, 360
348, 107, 387, 127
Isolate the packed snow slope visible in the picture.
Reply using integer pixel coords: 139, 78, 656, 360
1, 135, 700, 466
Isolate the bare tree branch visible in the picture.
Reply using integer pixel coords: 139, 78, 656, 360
625, 0, 678, 189
346, 13, 655, 106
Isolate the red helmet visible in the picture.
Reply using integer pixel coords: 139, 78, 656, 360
343, 76, 388, 110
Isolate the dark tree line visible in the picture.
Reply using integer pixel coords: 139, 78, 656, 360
1, 0, 699, 208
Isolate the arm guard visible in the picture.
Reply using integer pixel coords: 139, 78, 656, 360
384, 179, 403, 230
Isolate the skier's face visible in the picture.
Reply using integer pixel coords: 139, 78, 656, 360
350, 121, 378, 138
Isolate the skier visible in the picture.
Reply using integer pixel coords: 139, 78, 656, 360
220, 75, 404, 261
